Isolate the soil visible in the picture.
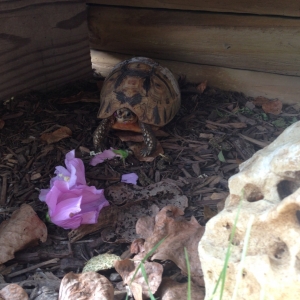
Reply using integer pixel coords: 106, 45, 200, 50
0, 78, 299, 298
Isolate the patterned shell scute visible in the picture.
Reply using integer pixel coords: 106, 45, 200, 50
97, 57, 181, 127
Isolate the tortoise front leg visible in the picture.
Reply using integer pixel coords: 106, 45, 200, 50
93, 117, 114, 152
139, 121, 157, 157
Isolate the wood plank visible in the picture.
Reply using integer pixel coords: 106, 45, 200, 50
88, 6, 300, 77
0, 0, 85, 11
87, 0, 300, 18
91, 50, 300, 104
0, 1, 91, 101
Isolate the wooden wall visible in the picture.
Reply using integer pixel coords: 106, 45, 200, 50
87, 1, 300, 104
0, 0, 92, 101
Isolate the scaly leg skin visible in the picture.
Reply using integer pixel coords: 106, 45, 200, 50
139, 121, 157, 157
93, 117, 114, 152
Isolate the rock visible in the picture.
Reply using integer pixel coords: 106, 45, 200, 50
199, 121, 300, 300
109, 273, 122, 282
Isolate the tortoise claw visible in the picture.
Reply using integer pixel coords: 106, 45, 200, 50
140, 147, 152, 157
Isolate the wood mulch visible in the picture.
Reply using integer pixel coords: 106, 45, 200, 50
0, 79, 299, 295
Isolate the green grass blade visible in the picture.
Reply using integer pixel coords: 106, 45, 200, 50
209, 197, 243, 300
140, 262, 149, 285
140, 263, 157, 300
232, 215, 254, 300
130, 236, 167, 284
184, 247, 192, 300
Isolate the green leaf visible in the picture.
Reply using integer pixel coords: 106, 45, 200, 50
112, 149, 129, 160
289, 116, 298, 125
218, 151, 226, 162
272, 118, 286, 128
261, 113, 268, 121
45, 212, 51, 223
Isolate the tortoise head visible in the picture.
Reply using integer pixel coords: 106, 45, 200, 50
114, 108, 138, 124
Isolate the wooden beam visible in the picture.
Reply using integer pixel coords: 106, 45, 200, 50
88, 6, 300, 77
91, 50, 300, 104
86, 0, 300, 18
0, 0, 85, 11
0, 1, 91, 101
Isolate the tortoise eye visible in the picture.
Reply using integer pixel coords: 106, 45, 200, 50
155, 83, 161, 88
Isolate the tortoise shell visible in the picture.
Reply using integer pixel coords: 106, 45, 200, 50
97, 57, 181, 128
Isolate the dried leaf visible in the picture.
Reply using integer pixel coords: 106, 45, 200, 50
253, 97, 282, 115
262, 99, 282, 115
69, 180, 188, 243
252, 96, 269, 106
130, 238, 145, 254
40, 126, 72, 144
206, 120, 247, 129
199, 133, 214, 139
0, 284, 29, 300
210, 192, 229, 201
0, 204, 47, 264
139, 206, 205, 286
203, 205, 217, 220
30, 173, 41, 181
136, 216, 155, 240
114, 259, 163, 299
196, 80, 207, 94
156, 278, 205, 300
59, 272, 114, 300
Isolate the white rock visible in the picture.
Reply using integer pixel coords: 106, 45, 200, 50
199, 121, 300, 300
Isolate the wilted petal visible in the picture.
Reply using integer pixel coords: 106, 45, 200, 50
47, 150, 86, 189
39, 188, 50, 201
65, 150, 86, 185
53, 214, 83, 230
90, 149, 120, 166
43, 181, 109, 229
39, 150, 110, 229
79, 211, 99, 225
50, 195, 82, 229
121, 173, 138, 185
49, 166, 72, 187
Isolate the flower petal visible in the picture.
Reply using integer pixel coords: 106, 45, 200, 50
39, 149, 110, 229
65, 150, 86, 185
90, 149, 121, 166
121, 173, 138, 185
39, 188, 50, 202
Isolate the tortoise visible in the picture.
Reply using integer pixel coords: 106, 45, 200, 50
93, 57, 181, 156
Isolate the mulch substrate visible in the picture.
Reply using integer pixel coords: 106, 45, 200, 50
0, 79, 299, 293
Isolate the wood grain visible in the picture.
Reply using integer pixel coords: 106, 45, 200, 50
86, 0, 300, 17
0, 0, 85, 11
88, 6, 300, 77
0, 1, 91, 101
91, 50, 300, 104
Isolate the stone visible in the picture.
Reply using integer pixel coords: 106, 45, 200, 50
199, 121, 300, 300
